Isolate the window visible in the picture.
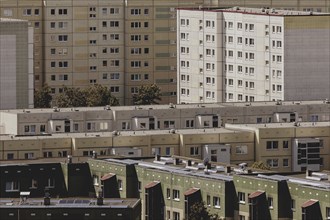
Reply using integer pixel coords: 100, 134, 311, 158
4, 9, 13, 16
118, 179, 123, 190
7, 153, 14, 160
173, 189, 180, 201
59, 61, 68, 68
23, 8, 32, 16
131, 61, 141, 68
213, 196, 220, 208
283, 158, 289, 167
266, 141, 278, 150
185, 120, 194, 128
93, 175, 99, 185
228, 22, 233, 29
268, 197, 273, 209
110, 86, 119, 93
207, 195, 211, 206
131, 9, 141, 15
58, 9, 68, 15
25, 153, 34, 159
131, 22, 141, 28
164, 120, 175, 129
110, 60, 120, 67
238, 192, 245, 204
236, 146, 247, 154
237, 37, 242, 44
237, 22, 242, 30
5, 181, 19, 192
58, 35, 68, 42
122, 122, 131, 130
173, 212, 180, 220
110, 21, 119, 27
267, 159, 279, 168
30, 179, 38, 188
43, 151, 53, 158
47, 178, 55, 188
166, 188, 171, 199
165, 147, 171, 156
110, 8, 119, 14
131, 74, 141, 81
326, 207, 330, 219
291, 199, 296, 210
58, 22, 68, 29
190, 146, 199, 156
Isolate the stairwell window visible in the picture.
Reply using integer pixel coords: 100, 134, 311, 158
173, 189, 180, 201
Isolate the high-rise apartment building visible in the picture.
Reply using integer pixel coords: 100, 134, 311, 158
177, 7, 330, 103
0, 0, 329, 105
0, 18, 34, 110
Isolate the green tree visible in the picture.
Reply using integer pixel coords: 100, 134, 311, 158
34, 84, 53, 108
188, 201, 220, 220
251, 161, 270, 170
133, 84, 161, 105
84, 84, 119, 107
54, 87, 87, 107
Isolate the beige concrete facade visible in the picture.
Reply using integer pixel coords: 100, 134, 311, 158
0, 0, 329, 105
1, 100, 329, 136
0, 18, 34, 109
1, 121, 329, 172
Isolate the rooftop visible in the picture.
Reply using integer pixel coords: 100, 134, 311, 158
225, 121, 330, 130
0, 198, 140, 209
178, 7, 330, 16
1, 100, 329, 114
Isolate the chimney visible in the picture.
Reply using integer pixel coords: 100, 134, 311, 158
97, 190, 103, 206
225, 166, 231, 174
207, 163, 211, 169
155, 154, 160, 161
187, 160, 192, 166
44, 189, 50, 206
174, 158, 180, 165
306, 169, 313, 177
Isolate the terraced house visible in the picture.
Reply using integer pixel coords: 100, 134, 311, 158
1, 157, 329, 220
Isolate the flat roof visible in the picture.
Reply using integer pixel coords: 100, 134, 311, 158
226, 121, 330, 130
0, 127, 249, 141
0, 100, 328, 114
178, 7, 329, 16
0, 18, 27, 22
0, 198, 140, 208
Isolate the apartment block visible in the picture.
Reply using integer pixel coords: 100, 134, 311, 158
1, 1, 329, 105
177, 7, 330, 103
0, 18, 34, 109
1, 121, 329, 172
0, 100, 329, 136
1, 157, 329, 219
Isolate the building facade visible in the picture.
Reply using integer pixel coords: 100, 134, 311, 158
0, 0, 329, 105
0, 18, 34, 110
177, 8, 330, 103
1, 158, 329, 220
0, 100, 329, 136
0, 121, 329, 172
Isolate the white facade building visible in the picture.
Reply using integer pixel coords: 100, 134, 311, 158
177, 7, 330, 104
